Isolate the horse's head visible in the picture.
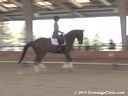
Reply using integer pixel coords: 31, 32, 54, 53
65, 29, 84, 45
76, 30, 84, 45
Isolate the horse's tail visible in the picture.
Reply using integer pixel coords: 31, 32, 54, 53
19, 41, 33, 64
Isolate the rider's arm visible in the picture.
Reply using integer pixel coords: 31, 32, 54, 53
54, 22, 64, 34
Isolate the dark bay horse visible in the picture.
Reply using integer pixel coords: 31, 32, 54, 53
19, 29, 84, 72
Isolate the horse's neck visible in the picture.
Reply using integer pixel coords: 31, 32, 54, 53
65, 34, 76, 50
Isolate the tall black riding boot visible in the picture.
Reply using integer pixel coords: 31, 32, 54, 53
58, 41, 64, 52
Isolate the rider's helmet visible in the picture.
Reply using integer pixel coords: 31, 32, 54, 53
54, 16, 60, 21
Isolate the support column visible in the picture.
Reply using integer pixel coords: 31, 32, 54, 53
23, 0, 33, 43
117, 0, 127, 51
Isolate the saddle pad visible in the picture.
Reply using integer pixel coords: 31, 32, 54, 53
51, 38, 59, 45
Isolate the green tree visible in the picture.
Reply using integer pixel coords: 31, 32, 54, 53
84, 37, 90, 46
11, 24, 26, 45
17, 24, 26, 44
93, 33, 102, 45
92, 33, 103, 51
83, 37, 90, 51
9, 23, 26, 51
0, 22, 14, 46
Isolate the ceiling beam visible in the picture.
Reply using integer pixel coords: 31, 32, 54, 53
0, 6, 8, 12
34, 3, 55, 9
4, 16, 14, 21
3, 6, 115, 16
99, 0, 112, 6
8, 0, 23, 7
0, 14, 13, 21
68, 0, 83, 8
51, 0, 85, 17
34, 0, 55, 9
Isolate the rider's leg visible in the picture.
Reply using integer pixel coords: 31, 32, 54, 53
58, 37, 64, 52
58, 38, 62, 49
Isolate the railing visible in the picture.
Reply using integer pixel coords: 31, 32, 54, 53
0, 45, 23, 51
73, 43, 122, 51
0, 43, 122, 51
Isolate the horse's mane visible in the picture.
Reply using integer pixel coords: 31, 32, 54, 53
65, 29, 81, 36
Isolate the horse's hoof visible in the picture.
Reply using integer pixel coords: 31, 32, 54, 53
16, 71, 24, 75
68, 68, 73, 72
21, 62, 30, 68
60, 68, 73, 72
60, 68, 65, 71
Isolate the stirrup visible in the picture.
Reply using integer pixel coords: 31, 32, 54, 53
58, 46, 64, 52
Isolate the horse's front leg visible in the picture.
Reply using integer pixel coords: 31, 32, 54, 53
62, 52, 73, 70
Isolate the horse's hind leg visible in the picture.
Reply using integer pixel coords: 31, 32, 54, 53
34, 53, 47, 73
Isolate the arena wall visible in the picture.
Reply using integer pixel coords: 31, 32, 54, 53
0, 51, 128, 63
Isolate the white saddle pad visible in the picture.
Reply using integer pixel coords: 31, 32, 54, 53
51, 38, 59, 45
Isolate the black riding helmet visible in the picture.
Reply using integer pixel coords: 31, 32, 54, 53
54, 16, 60, 21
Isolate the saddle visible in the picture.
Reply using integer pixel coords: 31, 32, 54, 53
51, 37, 65, 46
51, 35, 66, 52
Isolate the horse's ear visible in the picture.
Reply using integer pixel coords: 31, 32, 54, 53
82, 29, 85, 32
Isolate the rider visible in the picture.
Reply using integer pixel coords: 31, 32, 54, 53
52, 16, 64, 51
